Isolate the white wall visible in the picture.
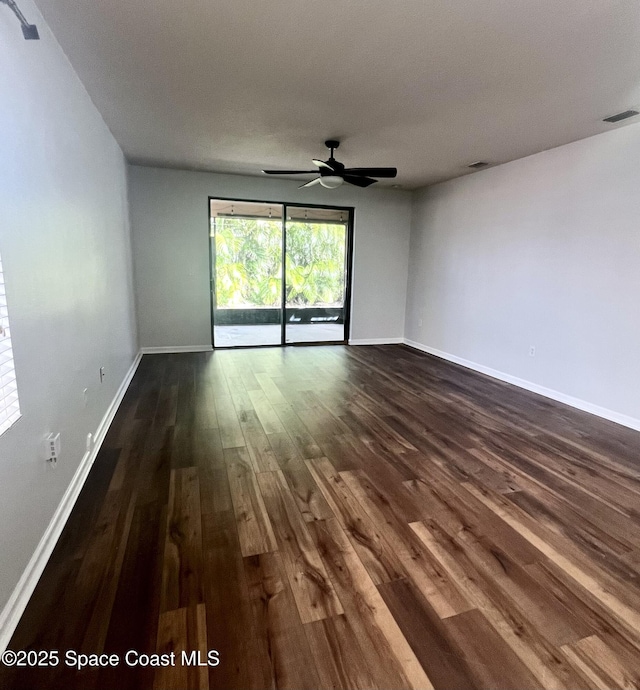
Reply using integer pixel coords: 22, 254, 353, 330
406, 123, 640, 426
0, 1, 137, 616
128, 165, 412, 347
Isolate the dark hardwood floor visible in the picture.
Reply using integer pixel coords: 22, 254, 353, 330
3, 344, 640, 689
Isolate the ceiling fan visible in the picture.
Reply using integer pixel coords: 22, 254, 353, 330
262, 140, 397, 189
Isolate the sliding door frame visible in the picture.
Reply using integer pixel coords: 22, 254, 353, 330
208, 196, 355, 349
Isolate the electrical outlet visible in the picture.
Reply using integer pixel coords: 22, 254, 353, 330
529, 346, 536, 357
99, 366, 105, 383
45, 433, 61, 466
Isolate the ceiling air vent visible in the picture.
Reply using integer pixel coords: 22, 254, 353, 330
468, 161, 489, 169
603, 110, 639, 123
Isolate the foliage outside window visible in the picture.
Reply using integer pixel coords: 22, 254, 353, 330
214, 217, 346, 308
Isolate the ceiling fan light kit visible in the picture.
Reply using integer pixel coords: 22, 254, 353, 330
319, 175, 343, 189
263, 140, 397, 190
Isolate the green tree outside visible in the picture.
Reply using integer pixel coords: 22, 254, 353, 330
214, 217, 346, 308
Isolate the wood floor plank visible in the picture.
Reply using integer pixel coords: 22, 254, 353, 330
296, 401, 348, 437
410, 520, 599, 689
400, 458, 545, 566
268, 431, 305, 471
249, 388, 286, 435
257, 470, 343, 623
201, 510, 269, 690
225, 448, 277, 557
255, 372, 288, 405
314, 433, 365, 472
309, 517, 435, 690
443, 609, 541, 690
463, 481, 640, 636
281, 463, 334, 523
197, 428, 234, 517
244, 552, 322, 690
136, 423, 174, 508
68, 471, 139, 649
304, 614, 378, 690
341, 469, 474, 618
418, 509, 590, 645
378, 578, 481, 690
561, 634, 640, 690
237, 409, 280, 472
215, 395, 246, 449
560, 643, 616, 690
273, 403, 324, 459
99, 501, 165, 690
307, 457, 405, 584
193, 428, 226, 508
194, 378, 218, 430
154, 607, 188, 690
171, 423, 199, 470
153, 604, 208, 690
474, 439, 640, 554
191, 604, 210, 690
160, 467, 204, 613
80, 487, 137, 655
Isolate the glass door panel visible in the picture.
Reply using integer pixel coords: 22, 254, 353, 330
284, 206, 348, 344
210, 200, 284, 347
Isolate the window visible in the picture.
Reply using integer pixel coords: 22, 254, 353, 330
0, 254, 20, 436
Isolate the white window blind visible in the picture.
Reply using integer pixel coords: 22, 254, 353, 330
0, 254, 20, 436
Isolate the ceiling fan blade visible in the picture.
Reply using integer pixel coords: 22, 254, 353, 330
343, 175, 377, 188
263, 169, 318, 175
312, 159, 335, 170
299, 177, 322, 189
342, 167, 397, 178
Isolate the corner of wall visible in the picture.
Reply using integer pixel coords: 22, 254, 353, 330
124, 163, 141, 354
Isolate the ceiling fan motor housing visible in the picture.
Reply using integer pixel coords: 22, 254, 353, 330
320, 160, 343, 176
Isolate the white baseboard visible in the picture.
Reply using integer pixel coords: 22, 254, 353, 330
349, 337, 405, 346
404, 339, 640, 432
140, 345, 213, 354
0, 351, 143, 653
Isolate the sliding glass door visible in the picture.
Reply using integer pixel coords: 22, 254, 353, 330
210, 198, 352, 348
285, 206, 348, 344
210, 200, 284, 347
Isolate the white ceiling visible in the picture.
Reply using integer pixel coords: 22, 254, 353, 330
33, 0, 640, 189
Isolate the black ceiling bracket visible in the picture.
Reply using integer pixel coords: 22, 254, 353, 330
1, 0, 39, 39
325, 140, 340, 160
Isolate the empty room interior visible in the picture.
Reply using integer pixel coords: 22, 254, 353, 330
2, 1, 640, 688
